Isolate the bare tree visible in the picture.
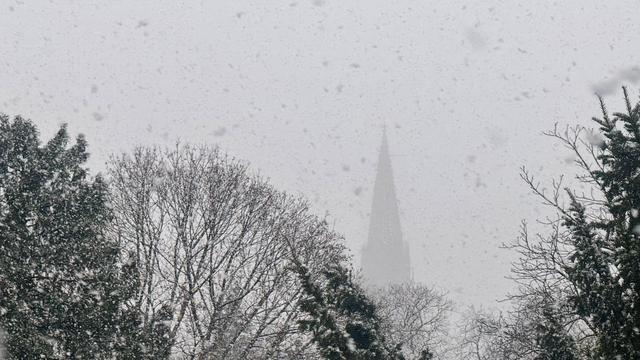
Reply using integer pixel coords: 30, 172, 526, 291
505, 124, 607, 351
107, 145, 345, 359
458, 303, 560, 360
456, 114, 620, 359
455, 120, 612, 360
371, 283, 451, 359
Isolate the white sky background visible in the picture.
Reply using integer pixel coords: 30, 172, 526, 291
2, 0, 640, 310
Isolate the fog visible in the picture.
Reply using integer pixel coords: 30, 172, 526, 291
2, 0, 640, 311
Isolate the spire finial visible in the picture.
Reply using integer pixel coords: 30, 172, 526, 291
381, 123, 388, 152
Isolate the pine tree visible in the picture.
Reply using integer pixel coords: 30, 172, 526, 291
416, 349, 433, 360
533, 304, 577, 360
143, 304, 173, 358
0, 116, 141, 358
112, 257, 173, 359
292, 258, 405, 360
560, 88, 640, 357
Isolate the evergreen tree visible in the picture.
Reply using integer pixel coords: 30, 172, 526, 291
560, 89, 640, 357
510, 89, 640, 358
111, 257, 173, 359
533, 304, 577, 360
416, 349, 433, 360
292, 258, 405, 360
143, 303, 173, 359
0, 116, 141, 358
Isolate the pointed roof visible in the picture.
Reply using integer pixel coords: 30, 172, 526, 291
361, 129, 411, 286
367, 127, 403, 247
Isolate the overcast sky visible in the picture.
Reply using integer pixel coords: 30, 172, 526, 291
2, 0, 640, 310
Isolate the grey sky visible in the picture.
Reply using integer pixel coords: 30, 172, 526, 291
2, 0, 640, 310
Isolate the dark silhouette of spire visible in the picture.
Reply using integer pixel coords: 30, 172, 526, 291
361, 128, 411, 287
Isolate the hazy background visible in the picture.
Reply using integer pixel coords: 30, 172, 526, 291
2, 0, 640, 311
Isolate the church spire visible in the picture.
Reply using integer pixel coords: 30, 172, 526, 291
361, 129, 411, 287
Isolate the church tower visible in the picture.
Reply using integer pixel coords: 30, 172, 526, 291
361, 129, 411, 287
